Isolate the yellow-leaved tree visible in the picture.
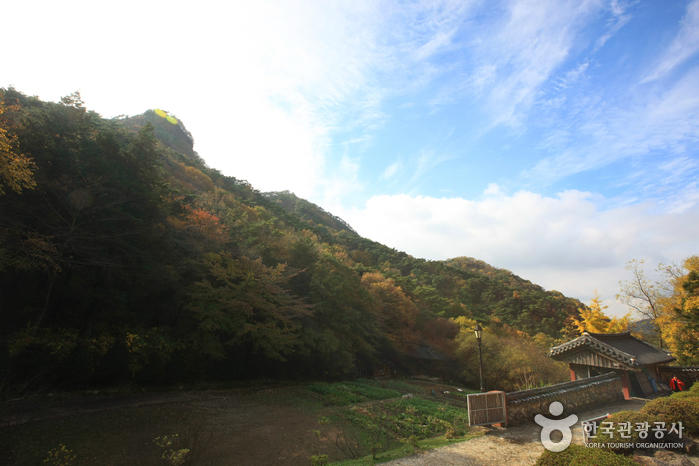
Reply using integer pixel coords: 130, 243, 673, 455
573, 291, 631, 334
0, 100, 35, 195
361, 271, 420, 353
657, 256, 699, 364
615, 256, 699, 361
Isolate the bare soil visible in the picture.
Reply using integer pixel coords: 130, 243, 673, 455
1, 383, 334, 465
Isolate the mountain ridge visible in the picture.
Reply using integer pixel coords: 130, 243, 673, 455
0, 90, 584, 384
120, 106, 585, 337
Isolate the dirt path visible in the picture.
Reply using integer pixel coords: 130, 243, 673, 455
382, 400, 648, 466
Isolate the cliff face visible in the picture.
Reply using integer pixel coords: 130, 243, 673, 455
122, 110, 197, 160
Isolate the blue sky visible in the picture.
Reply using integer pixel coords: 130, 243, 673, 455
5, 0, 699, 317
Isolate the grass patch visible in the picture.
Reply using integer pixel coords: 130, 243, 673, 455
328, 433, 482, 465
355, 379, 421, 394
308, 381, 401, 406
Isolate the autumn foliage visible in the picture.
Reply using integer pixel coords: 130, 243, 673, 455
0, 87, 607, 387
0, 101, 35, 195
573, 291, 631, 334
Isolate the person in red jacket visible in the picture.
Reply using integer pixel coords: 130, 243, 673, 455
670, 376, 685, 392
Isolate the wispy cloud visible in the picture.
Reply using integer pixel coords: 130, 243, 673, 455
410, 149, 458, 184
642, 0, 699, 82
221, 0, 480, 201
382, 160, 403, 180
593, 0, 634, 52
552, 62, 590, 91
521, 66, 699, 209
3, 0, 482, 203
463, 0, 604, 128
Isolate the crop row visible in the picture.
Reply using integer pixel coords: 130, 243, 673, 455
307, 381, 401, 405
343, 398, 469, 440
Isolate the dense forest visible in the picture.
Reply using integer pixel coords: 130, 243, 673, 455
0, 88, 589, 390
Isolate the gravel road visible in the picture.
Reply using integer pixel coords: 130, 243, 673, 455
382, 399, 650, 466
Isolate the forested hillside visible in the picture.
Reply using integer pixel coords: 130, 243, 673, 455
0, 89, 584, 388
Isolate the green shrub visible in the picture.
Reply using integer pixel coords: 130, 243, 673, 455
0, 335, 10, 380
94, 339, 130, 385
641, 397, 699, 436
536, 444, 638, 466
669, 390, 699, 400
59, 342, 94, 388
11, 342, 58, 389
136, 352, 169, 385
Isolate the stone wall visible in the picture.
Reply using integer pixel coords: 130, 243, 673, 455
505, 372, 624, 426
657, 366, 699, 390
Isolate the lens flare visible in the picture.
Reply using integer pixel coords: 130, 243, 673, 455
153, 109, 178, 125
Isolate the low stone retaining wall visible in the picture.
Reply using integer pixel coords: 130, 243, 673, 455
505, 372, 623, 426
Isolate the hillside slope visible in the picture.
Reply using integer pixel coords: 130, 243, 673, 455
0, 89, 583, 385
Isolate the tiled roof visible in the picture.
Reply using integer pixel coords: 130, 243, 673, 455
410, 344, 447, 361
658, 366, 699, 373
506, 372, 620, 405
549, 331, 675, 367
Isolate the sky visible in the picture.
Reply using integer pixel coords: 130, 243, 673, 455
5, 0, 699, 317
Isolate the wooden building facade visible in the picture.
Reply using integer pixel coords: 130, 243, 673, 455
549, 331, 676, 400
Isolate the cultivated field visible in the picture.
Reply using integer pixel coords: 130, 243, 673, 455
1, 379, 478, 465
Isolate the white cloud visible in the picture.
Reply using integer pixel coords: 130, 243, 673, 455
483, 183, 503, 196
382, 160, 403, 180
642, 0, 699, 83
341, 188, 699, 317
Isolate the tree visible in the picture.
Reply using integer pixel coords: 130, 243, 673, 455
573, 291, 631, 334
1, 97, 165, 336
0, 100, 35, 195
617, 260, 664, 348
166, 203, 229, 251
674, 269, 699, 363
658, 256, 699, 363
454, 325, 567, 391
302, 254, 381, 376
361, 271, 420, 353
186, 252, 311, 362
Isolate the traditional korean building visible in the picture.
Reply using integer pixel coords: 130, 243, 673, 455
405, 344, 451, 380
549, 331, 675, 400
